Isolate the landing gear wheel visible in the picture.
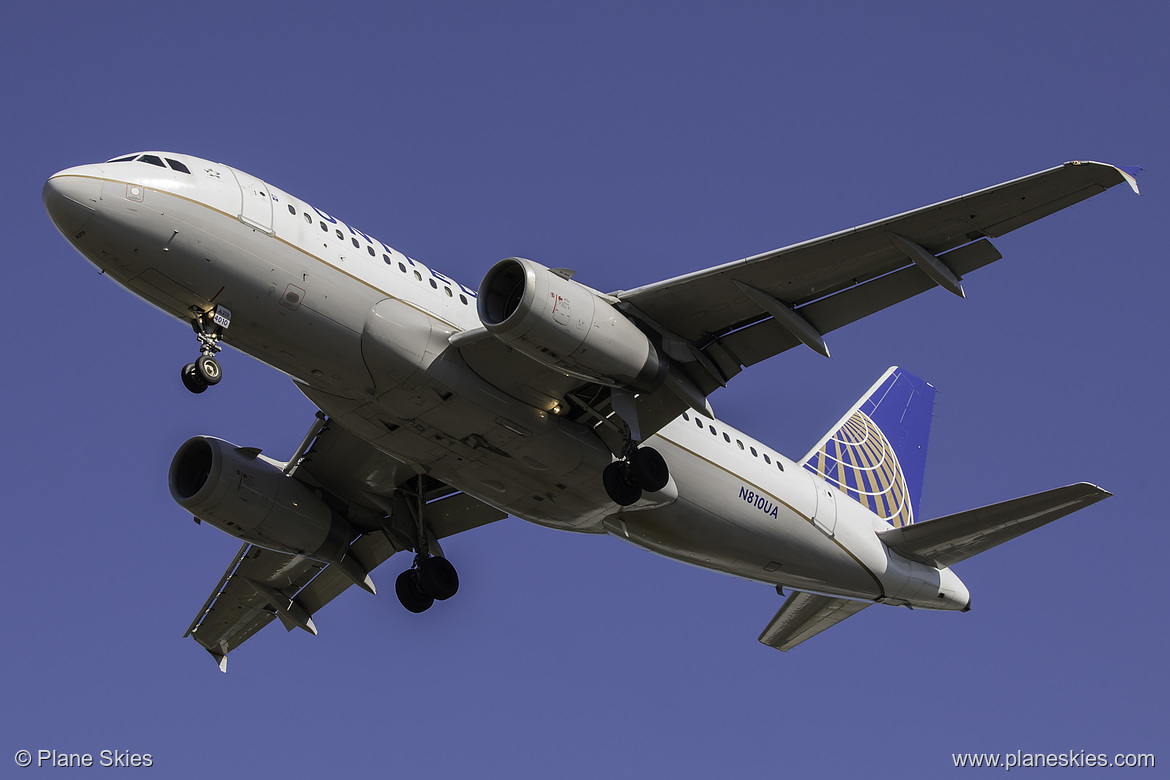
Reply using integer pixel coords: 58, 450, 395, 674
395, 569, 434, 613
181, 363, 208, 394
603, 461, 643, 506
629, 446, 669, 492
195, 355, 222, 386
417, 556, 459, 601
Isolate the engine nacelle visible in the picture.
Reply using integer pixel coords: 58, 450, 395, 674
169, 436, 351, 562
477, 257, 664, 390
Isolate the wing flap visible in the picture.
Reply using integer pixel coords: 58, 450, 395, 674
716, 239, 1001, 371
877, 482, 1111, 568
758, 591, 871, 652
184, 544, 327, 662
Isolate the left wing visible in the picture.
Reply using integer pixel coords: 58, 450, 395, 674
616, 161, 1138, 386
458, 162, 1137, 451
183, 417, 506, 670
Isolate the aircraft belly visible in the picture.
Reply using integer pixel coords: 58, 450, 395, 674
300, 367, 618, 532
607, 436, 883, 596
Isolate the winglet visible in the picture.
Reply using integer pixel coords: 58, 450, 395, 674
209, 650, 228, 673
1069, 160, 1142, 195
1116, 165, 1142, 195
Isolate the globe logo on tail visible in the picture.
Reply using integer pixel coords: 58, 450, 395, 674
803, 409, 914, 528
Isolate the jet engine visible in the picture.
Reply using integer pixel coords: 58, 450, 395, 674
477, 257, 665, 390
169, 436, 352, 562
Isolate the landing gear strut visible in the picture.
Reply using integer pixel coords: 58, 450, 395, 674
603, 444, 669, 507
181, 305, 229, 394
390, 476, 461, 614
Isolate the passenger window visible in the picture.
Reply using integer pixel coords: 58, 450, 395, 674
165, 158, 191, 174
696, 418, 703, 428
368, 246, 375, 257
287, 205, 296, 215
335, 229, 344, 240
429, 279, 437, 289
320, 221, 328, 231
709, 425, 717, 435
723, 433, 730, 443
444, 287, 453, 297
304, 213, 312, 223
763, 454, 771, 464
777, 461, 784, 471
383, 254, 392, 265
459, 294, 468, 305
750, 447, 758, 457
398, 262, 407, 272
413, 271, 422, 281
737, 440, 744, 450
682, 412, 690, 421
138, 154, 165, 168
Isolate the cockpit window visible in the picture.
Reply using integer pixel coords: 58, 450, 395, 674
105, 153, 192, 174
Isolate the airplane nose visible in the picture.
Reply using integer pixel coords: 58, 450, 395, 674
43, 172, 102, 236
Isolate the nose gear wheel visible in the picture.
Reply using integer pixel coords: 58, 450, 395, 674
181, 306, 228, 393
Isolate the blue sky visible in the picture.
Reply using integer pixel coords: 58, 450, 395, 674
5, 2, 1165, 776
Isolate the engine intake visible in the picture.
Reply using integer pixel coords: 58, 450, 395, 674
169, 436, 351, 562
477, 257, 664, 390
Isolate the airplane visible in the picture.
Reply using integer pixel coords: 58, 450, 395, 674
43, 152, 1138, 670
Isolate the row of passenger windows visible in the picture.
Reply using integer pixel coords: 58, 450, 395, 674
101, 155, 470, 306
283, 203, 472, 306
106, 154, 191, 174
680, 411, 785, 470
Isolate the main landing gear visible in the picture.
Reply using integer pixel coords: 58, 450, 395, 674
394, 555, 459, 613
603, 445, 669, 507
389, 476, 461, 614
181, 305, 230, 394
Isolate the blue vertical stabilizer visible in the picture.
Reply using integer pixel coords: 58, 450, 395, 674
800, 367, 934, 527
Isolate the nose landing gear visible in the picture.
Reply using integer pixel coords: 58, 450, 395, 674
181, 305, 230, 394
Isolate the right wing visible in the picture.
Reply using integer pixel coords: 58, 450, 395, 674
183, 416, 506, 670
758, 591, 871, 652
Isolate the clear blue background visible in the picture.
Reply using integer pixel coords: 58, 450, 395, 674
4, 2, 1164, 776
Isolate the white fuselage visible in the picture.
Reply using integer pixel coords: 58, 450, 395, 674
43, 153, 969, 611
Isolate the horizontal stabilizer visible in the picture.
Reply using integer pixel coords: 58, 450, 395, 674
878, 482, 1111, 568
758, 591, 871, 652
